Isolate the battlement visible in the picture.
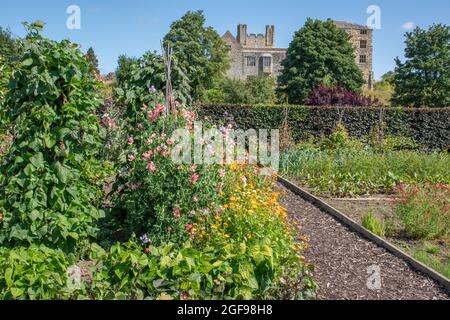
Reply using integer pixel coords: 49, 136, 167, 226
237, 24, 275, 48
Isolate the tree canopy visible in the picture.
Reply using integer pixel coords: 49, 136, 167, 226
85, 47, 99, 74
163, 10, 229, 101
279, 18, 364, 104
392, 24, 450, 108
0, 27, 19, 60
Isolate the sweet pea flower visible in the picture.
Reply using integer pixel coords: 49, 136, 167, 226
147, 162, 157, 173
185, 224, 193, 231
127, 136, 134, 145
128, 154, 135, 162
190, 173, 199, 184
162, 150, 171, 157
190, 165, 197, 172
142, 151, 153, 160
166, 138, 174, 145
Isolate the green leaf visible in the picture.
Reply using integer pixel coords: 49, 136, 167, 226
10, 287, 25, 298
4, 268, 13, 287
54, 162, 70, 184
21, 58, 33, 67
43, 134, 56, 149
30, 152, 44, 169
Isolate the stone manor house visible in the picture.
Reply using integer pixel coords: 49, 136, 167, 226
222, 21, 373, 89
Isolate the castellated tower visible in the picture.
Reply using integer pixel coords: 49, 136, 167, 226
237, 24, 247, 46
265, 25, 275, 47
222, 24, 287, 80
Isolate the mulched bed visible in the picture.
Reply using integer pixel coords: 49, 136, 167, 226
276, 183, 449, 300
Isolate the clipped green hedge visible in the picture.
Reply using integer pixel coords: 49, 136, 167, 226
195, 104, 450, 150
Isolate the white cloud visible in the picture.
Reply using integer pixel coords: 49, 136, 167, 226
401, 22, 415, 31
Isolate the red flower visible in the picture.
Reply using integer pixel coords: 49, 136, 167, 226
190, 173, 199, 184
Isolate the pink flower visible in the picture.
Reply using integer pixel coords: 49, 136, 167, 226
166, 138, 174, 145
146, 162, 157, 173
173, 208, 181, 218
190, 173, 199, 184
156, 146, 162, 153
219, 169, 226, 178
127, 136, 134, 145
190, 231, 196, 239
190, 165, 197, 172
128, 154, 135, 162
190, 210, 196, 216
162, 150, 171, 157
185, 224, 193, 231
192, 196, 198, 203
142, 151, 153, 160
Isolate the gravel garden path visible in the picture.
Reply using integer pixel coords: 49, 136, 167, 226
276, 183, 449, 300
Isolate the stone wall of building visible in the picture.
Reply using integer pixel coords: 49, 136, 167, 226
223, 25, 286, 80
335, 21, 374, 89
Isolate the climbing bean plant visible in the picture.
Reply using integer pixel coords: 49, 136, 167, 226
0, 21, 106, 251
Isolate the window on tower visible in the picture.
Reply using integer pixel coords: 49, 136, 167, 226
360, 40, 367, 49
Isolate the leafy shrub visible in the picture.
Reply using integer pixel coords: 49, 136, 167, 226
90, 235, 314, 300
304, 83, 382, 107
197, 104, 450, 150
394, 183, 450, 240
0, 245, 77, 299
361, 209, 386, 237
319, 123, 363, 151
0, 56, 12, 126
203, 76, 277, 105
115, 50, 191, 108
0, 22, 106, 250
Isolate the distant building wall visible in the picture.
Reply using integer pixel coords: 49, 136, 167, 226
334, 21, 374, 89
223, 24, 286, 80
223, 21, 374, 89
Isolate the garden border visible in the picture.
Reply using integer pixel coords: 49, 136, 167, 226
277, 175, 450, 293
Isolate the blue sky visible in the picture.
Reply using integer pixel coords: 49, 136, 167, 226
1, 0, 449, 79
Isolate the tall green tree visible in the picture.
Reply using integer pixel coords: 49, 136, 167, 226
279, 18, 364, 104
115, 54, 139, 87
85, 47, 99, 73
163, 10, 229, 100
392, 24, 450, 108
0, 27, 18, 59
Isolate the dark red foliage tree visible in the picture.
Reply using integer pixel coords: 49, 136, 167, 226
304, 83, 382, 107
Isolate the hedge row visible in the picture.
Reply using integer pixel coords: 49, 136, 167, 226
195, 104, 450, 150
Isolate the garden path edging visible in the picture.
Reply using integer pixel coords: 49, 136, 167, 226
277, 175, 450, 293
